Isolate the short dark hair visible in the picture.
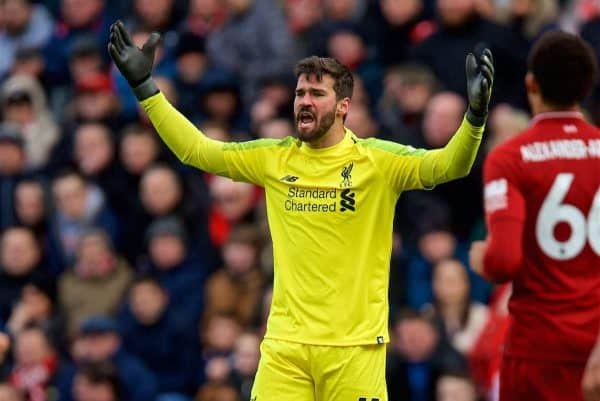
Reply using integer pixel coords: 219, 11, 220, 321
528, 30, 598, 107
77, 362, 121, 400
294, 56, 354, 100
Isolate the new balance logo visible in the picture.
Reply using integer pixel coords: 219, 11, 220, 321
340, 189, 356, 211
280, 175, 299, 182
358, 398, 379, 401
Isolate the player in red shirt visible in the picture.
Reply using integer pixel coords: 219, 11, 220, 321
469, 31, 600, 401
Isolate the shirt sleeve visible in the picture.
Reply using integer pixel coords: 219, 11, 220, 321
141, 92, 278, 186
418, 116, 485, 188
374, 115, 484, 193
482, 150, 526, 282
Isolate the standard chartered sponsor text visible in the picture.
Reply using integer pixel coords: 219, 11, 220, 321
285, 187, 338, 212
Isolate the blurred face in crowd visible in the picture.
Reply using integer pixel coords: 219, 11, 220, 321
176, 52, 207, 84
418, 229, 456, 264
284, 0, 323, 33
0, 384, 23, 401
233, 333, 260, 377
1, 0, 32, 35
209, 176, 255, 222
423, 92, 465, 148
294, 74, 340, 143
323, 0, 355, 20
1, 227, 40, 276
394, 317, 438, 362
75, 91, 116, 122
70, 54, 104, 84
14, 328, 52, 366
380, 0, 422, 25
433, 259, 469, 306
223, 240, 256, 275
12, 53, 45, 78
258, 118, 293, 139
225, 0, 252, 15
52, 174, 88, 220
436, 375, 477, 401
140, 166, 182, 216
149, 234, 185, 269
120, 130, 158, 175
437, 0, 476, 27
3, 97, 34, 126
386, 69, 434, 115
134, 0, 173, 29
61, 0, 104, 28
345, 103, 377, 138
75, 233, 115, 278
75, 124, 114, 175
200, 123, 231, 142
327, 31, 365, 69
20, 284, 53, 321
204, 315, 241, 352
73, 375, 117, 401
14, 180, 45, 226
129, 281, 168, 325
77, 333, 120, 362
204, 90, 238, 122
0, 142, 25, 176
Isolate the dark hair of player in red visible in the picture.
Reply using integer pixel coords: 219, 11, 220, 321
527, 30, 598, 108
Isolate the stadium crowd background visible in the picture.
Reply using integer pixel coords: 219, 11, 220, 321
0, 0, 599, 400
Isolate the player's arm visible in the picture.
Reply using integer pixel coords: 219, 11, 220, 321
107, 21, 229, 175
470, 155, 526, 283
583, 330, 600, 401
419, 48, 494, 188
108, 21, 270, 184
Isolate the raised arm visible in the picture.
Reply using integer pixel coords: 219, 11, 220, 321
419, 48, 494, 188
108, 21, 228, 175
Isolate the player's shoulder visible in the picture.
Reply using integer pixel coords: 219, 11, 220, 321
355, 136, 427, 157
222, 136, 296, 151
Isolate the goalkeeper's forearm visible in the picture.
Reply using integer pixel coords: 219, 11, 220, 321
419, 116, 484, 187
140, 91, 229, 175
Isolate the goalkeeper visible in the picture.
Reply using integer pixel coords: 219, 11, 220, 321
108, 20, 493, 401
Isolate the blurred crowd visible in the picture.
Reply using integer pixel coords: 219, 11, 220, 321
0, 0, 599, 400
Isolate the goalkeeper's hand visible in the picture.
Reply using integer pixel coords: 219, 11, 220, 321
465, 47, 494, 127
108, 20, 161, 101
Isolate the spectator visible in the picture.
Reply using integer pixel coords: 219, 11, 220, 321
13, 179, 49, 240
0, 0, 53, 79
127, 0, 181, 33
435, 369, 478, 401
71, 316, 157, 401
195, 384, 239, 401
72, 362, 121, 401
118, 276, 199, 395
493, 0, 559, 43
183, 0, 228, 37
0, 124, 27, 230
207, 0, 298, 105
49, 169, 119, 267
427, 259, 489, 355
0, 227, 45, 322
255, 118, 294, 140
386, 308, 466, 401
198, 80, 249, 138
204, 225, 265, 328
9, 325, 75, 401
6, 277, 63, 346
144, 217, 207, 329
344, 102, 379, 138
66, 73, 122, 128
1, 75, 60, 172
230, 332, 260, 400
58, 229, 132, 338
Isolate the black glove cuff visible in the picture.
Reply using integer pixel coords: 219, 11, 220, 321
466, 105, 488, 127
132, 77, 159, 101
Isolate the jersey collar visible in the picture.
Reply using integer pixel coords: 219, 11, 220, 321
530, 111, 585, 126
298, 128, 355, 156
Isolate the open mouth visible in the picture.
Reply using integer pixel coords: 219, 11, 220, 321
298, 111, 316, 129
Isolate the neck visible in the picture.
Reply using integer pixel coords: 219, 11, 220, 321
531, 99, 579, 115
306, 120, 346, 149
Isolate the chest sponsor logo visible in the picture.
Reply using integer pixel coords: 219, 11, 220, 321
285, 187, 357, 213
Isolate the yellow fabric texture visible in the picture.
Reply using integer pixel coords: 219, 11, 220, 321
141, 92, 484, 345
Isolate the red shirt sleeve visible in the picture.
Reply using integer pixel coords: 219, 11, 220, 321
482, 150, 526, 283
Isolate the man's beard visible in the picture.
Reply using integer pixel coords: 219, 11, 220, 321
295, 107, 336, 143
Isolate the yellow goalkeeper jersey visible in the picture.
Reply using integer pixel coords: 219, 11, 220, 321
141, 92, 484, 346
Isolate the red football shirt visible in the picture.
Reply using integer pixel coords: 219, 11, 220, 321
483, 111, 600, 362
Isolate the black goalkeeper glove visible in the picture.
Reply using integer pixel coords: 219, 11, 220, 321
465, 47, 494, 127
108, 20, 161, 101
